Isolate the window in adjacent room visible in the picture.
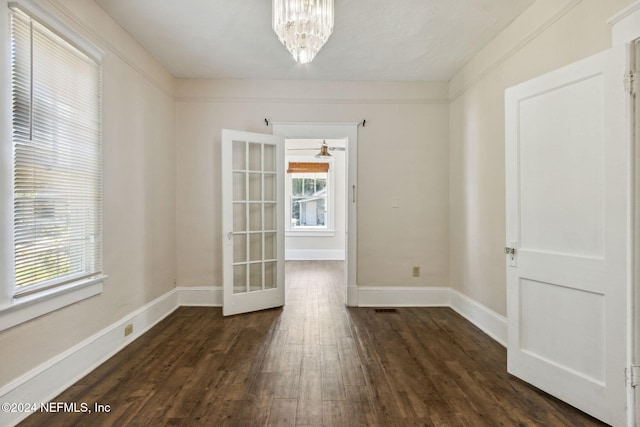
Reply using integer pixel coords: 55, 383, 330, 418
286, 160, 332, 231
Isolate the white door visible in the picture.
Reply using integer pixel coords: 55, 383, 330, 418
505, 46, 630, 426
221, 129, 285, 316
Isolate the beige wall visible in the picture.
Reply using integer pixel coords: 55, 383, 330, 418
176, 80, 450, 288
448, 0, 635, 315
0, 0, 176, 386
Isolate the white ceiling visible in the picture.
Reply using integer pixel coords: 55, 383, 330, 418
95, 0, 534, 81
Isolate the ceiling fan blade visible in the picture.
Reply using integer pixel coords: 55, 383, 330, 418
287, 146, 345, 151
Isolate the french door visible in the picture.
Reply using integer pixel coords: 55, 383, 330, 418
221, 129, 285, 316
505, 46, 630, 426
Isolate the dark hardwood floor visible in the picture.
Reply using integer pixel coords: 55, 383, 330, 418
20, 261, 604, 426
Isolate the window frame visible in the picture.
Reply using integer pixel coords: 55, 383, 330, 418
285, 155, 335, 237
0, 0, 105, 332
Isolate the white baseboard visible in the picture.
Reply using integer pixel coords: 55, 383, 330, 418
285, 249, 345, 260
176, 286, 222, 306
356, 286, 507, 348
0, 289, 179, 427
346, 285, 359, 307
0, 284, 506, 427
448, 289, 507, 347
357, 286, 451, 307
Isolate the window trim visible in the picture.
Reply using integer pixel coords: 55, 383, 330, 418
0, 0, 105, 332
8, 1, 104, 61
285, 155, 335, 236
0, 277, 104, 331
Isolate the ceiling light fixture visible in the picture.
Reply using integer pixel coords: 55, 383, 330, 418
315, 141, 332, 158
272, 0, 334, 64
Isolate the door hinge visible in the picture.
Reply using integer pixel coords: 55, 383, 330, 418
627, 366, 640, 387
624, 71, 636, 95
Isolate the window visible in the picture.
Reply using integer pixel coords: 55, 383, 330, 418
0, 3, 103, 330
286, 159, 333, 234
291, 172, 328, 227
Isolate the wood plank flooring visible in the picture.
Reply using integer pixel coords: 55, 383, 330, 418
20, 261, 604, 426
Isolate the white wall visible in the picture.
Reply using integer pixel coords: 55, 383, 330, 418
0, 0, 176, 387
285, 139, 346, 260
176, 80, 450, 288
448, 0, 635, 316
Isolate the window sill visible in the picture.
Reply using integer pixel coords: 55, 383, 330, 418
286, 229, 336, 237
0, 275, 106, 332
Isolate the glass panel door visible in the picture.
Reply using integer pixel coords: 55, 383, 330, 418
222, 130, 284, 316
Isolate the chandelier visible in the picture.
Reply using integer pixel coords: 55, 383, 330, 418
272, 0, 334, 64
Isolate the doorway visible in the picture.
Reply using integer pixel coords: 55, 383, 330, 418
272, 123, 358, 307
284, 138, 346, 261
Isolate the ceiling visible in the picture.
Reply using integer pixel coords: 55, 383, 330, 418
95, 0, 534, 82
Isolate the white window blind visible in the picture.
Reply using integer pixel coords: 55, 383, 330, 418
10, 6, 103, 297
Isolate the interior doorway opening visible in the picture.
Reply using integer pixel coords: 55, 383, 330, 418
272, 123, 358, 307
284, 138, 347, 262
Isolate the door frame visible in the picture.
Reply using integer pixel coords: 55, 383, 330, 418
610, 4, 640, 423
633, 40, 639, 426
632, 36, 640, 427
272, 122, 358, 306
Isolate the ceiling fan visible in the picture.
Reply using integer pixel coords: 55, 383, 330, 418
287, 140, 345, 158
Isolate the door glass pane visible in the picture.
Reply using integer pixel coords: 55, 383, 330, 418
264, 232, 276, 260
249, 143, 261, 171
232, 140, 246, 170
249, 173, 262, 201
250, 233, 262, 261
233, 234, 247, 263
249, 203, 262, 231
265, 261, 276, 289
233, 172, 246, 201
249, 263, 262, 292
264, 203, 276, 231
264, 174, 276, 201
233, 264, 247, 294
264, 144, 276, 172
233, 203, 246, 231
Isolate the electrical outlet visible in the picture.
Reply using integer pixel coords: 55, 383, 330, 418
412, 266, 420, 277
124, 324, 133, 336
